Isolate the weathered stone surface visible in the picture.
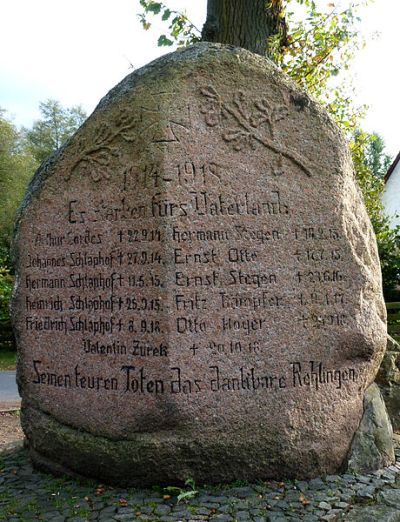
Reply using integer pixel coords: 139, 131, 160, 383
346, 383, 394, 474
376, 335, 400, 432
12, 42, 387, 485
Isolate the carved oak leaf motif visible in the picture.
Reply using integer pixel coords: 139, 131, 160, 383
232, 91, 250, 122
200, 86, 222, 127
64, 111, 137, 182
250, 99, 273, 135
200, 85, 312, 177
73, 148, 114, 182
223, 129, 255, 151
271, 154, 285, 177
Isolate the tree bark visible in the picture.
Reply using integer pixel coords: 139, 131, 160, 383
201, 0, 286, 57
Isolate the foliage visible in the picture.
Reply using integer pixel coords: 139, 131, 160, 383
362, 132, 393, 179
276, 2, 367, 91
279, 1, 370, 131
26, 99, 86, 163
351, 131, 400, 297
164, 478, 198, 503
0, 110, 37, 265
0, 257, 14, 350
0, 261, 13, 324
0, 111, 34, 350
0, 102, 86, 350
138, 0, 200, 47
137, 1, 368, 131
0, 349, 16, 370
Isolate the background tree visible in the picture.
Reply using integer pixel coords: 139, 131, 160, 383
139, 0, 287, 55
352, 131, 400, 297
0, 110, 37, 349
201, 0, 287, 56
26, 99, 86, 163
1, 102, 87, 350
0, 110, 37, 263
361, 132, 393, 179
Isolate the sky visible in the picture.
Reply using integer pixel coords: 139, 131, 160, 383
0, 0, 398, 157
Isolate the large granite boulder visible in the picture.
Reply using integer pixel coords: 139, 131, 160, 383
12, 43, 388, 485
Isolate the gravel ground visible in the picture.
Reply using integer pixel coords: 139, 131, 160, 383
0, 411, 23, 448
1, 415, 400, 521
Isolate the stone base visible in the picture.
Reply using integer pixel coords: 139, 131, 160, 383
20, 404, 345, 486
346, 383, 395, 474
23, 385, 396, 486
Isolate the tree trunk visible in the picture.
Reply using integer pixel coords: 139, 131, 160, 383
201, 0, 287, 57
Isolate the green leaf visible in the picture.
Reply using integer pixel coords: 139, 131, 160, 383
177, 490, 198, 503
163, 486, 181, 495
162, 8, 171, 21
157, 34, 174, 46
184, 478, 196, 489
147, 2, 162, 15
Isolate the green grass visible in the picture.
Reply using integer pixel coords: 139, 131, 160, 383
0, 349, 16, 370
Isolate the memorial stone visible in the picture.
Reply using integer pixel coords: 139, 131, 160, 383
12, 43, 388, 485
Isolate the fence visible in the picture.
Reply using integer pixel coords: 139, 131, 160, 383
387, 302, 400, 344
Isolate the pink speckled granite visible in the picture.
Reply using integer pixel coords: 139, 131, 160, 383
12, 43, 387, 486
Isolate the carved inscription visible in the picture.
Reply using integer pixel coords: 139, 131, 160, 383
20, 88, 357, 403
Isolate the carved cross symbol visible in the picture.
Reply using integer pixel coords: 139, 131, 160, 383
140, 91, 192, 147
190, 343, 200, 356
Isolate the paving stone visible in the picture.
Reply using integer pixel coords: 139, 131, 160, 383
154, 504, 172, 515
324, 475, 341, 483
116, 507, 134, 515
321, 512, 342, 522
99, 506, 117, 515
223, 487, 256, 498
144, 496, 165, 504
355, 485, 376, 499
209, 515, 233, 522
346, 505, 400, 521
43, 512, 64, 519
267, 513, 289, 522
275, 500, 290, 509
379, 488, 400, 508
357, 475, 372, 484
140, 505, 155, 514
309, 478, 327, 490
318, 501, 332, 510
334, 501, 349, 509
113, 512, 133, 520
203, 495, 229, 503
295, 481, 309, 492
218, 504, 232, 513
338, 492, 354, 502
